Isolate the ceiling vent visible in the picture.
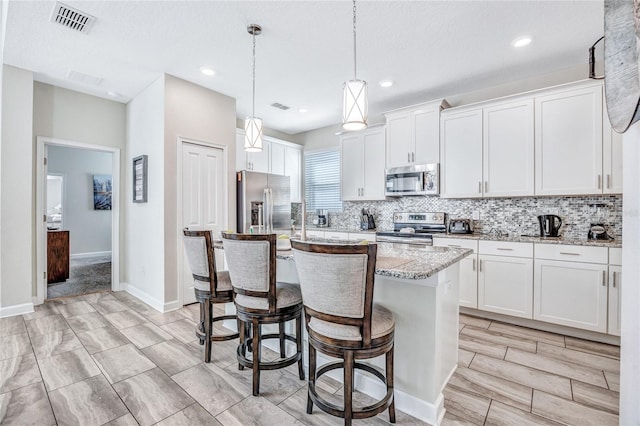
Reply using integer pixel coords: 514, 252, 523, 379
270, 102, 291, 111
66, 69, 103, 86
50, 2, 96, 34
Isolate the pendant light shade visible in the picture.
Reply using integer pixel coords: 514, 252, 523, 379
342, 0, 368, 131
245, 24, 263, 152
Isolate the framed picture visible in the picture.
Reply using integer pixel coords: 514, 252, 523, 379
93, 175, 112, 210
133, 155, 148, 203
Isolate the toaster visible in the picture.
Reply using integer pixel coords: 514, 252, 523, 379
449, 219, 473, 234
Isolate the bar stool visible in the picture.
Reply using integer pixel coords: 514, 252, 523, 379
291, 240, 395, 425
221, 232, 305, 396
182, 229, 239, 363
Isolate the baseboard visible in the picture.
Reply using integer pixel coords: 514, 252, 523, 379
120, 282, 179, 313
0, 302, 34, 318
70, 251, 112, 260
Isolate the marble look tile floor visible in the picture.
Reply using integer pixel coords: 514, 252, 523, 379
0, 292, 620, 426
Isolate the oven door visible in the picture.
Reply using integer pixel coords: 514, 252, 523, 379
385, 167, 426, 196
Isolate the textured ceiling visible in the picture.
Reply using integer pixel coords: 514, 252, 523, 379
2, 1, 604, 134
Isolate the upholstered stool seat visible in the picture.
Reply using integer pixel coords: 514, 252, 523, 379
183, 229, 239, 363
222, 232, 305, 396
292, 240, 396, 426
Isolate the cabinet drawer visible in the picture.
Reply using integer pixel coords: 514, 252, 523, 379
348, 232, 376, 242
433, 237, 478, 253
534, 244, 607, 264
609, 247, 622, 266
305, 230, 325, 239
478, 240, 533, 257
324, 231, 349, 241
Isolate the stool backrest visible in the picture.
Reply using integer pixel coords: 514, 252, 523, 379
291, 241, 377, 346
221, 233, 277, 311
182, 228, 221, 295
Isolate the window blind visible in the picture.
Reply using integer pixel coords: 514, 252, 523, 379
304, 149, 342, 211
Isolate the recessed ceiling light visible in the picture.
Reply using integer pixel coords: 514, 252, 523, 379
299, 108, 308, 113
200, 67, 215, 76
511, 36, 532, 48
379, 80, 394, 88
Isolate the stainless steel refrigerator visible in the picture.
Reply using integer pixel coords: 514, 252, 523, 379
237, 171, 291, 234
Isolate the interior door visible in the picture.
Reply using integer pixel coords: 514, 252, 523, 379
181, 142, 225, 305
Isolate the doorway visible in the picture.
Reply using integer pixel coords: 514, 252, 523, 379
179, 140, 226, 305
36, 137, 120, 304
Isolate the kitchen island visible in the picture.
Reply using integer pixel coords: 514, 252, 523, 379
217, 240, 471, 425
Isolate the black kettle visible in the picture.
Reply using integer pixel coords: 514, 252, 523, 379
537, 215, 562, 237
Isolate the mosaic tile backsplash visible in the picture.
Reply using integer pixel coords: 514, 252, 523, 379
293, 195, 622, 240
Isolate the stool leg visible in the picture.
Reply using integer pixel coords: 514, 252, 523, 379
203, 298, 212, 363
296, 314, 304, 380
279, 322, 286, 358
237, 320, 245, 370
252, 318, 261, 396
307, 343, 316, 414
386, 345, 396, 423
344, 350, 354, 426
198, 299, 205, 345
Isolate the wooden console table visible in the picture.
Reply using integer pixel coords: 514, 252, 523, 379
47, 230, 69, 283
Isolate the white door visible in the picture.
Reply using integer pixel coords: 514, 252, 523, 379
441, 109, 483, 198
386, 113, 413, 167
284, 146, 302, 203
362, 129, 387, 200
270, 142, 286, 175
181, 142, 226, 305
414, 107, 440, 165
608, 266, 622, 336
603, 107, 623, 194
433, 238, 478, 308
247, 140, 271, 173
478, 255, 533, 319
341, 134, 363, 200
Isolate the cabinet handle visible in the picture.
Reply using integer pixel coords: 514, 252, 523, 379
448, 244, 461, 248
412, 152, 415, 162
479, 259, 483, 272
559, 252, 580, 256
496, 248, 514, 251
472, 258, 476, 271
597, 174, 602, 189
607, 174, 611, 189
484, 181, 488, 193
602, 270, 606, 287
478, 182, 482, 193
612, 271, 617, 288
408, 153, 411, 162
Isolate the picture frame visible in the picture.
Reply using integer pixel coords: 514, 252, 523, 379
133, 155, 148, 203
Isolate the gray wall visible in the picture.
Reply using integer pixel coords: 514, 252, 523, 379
47, 145, 113, 256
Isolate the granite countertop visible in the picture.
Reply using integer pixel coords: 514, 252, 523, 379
431, 233, 622, 248
304, 226, 377, 234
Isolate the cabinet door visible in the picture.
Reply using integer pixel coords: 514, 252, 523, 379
533, 259, 607, 332
284, 146, 302, 203
341, 135, 363, 201
483, 100, 534, 197
235, 130, 248, 171
386, 114, 414, 167
535, 85, 603, 195
247, 140, 271, 173
603, 108, 623, 194
433, 238, 478, 308
362, 129, 387, 200
414, 108, 440, 165
441, 109, 483, 198
270, 142, 286, 176
478, 255, 533, 319
608, 266, 621, 336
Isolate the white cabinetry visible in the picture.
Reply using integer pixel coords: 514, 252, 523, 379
433, 238, 478, 308
534, 84, 603, 195
441, 109, 483, 198
603, 105, 623, 194
533, 244, 608, 333
284, 146, 302, 203
270, 142, 286, 175
478, 241, 534, 319
236, 129, 271, 172
384, 100, 447, 167
340, 127, 386, 201
608, 247, 622, 336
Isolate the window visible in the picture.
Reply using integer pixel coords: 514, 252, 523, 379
304, 149, 342, 211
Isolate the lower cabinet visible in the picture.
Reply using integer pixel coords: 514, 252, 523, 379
433, 238, 478, 309
478, 255, 533, 319
608, 265, 622, 336
533, 259, 608, 333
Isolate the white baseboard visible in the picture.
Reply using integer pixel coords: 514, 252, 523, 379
70, 251, 112, 260
0, 302, 34, 318
120, 282, 179, 313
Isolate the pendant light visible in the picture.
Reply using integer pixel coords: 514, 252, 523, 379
342, 0, 368, 131
245, 24, 263, 152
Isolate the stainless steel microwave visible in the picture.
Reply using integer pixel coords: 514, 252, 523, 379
385, 163, 439, 196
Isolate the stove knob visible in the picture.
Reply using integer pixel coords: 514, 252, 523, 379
394, 213, 402, 221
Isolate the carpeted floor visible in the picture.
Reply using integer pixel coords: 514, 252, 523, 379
47, 255, 112, 299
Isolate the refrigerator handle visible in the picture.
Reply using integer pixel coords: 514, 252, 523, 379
269, 188, 274, 233
262, 189, 268, 233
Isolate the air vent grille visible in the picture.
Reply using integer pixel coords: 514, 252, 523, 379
50, 2, 96, 34
66, 69, 103, 86
270, 102, 291, 111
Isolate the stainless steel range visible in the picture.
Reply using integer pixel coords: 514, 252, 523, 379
376, 212, 447, 245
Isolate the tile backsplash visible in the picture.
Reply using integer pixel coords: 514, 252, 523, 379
294, 195, 622, 240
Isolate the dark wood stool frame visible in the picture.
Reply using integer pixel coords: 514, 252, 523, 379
183, 229, 239, 363
222, 232, 305, 396
291, 241, 396, 426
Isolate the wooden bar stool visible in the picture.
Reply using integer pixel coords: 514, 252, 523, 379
291, 240, 395, 425
182, 229, 239, 363
221, 232, 305, 396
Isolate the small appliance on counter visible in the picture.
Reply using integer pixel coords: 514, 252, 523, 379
448, 219, 473, 234
316, 209, 329, 227
537, 214, 562, 237
360, 208, 376, 231
587, 203, 614, 240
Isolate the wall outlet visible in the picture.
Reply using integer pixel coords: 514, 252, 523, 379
472, 210, 480, 220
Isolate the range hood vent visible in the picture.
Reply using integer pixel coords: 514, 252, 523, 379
50, 2, 96, 34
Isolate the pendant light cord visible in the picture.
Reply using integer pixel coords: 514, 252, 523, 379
252, 30, 257, 118
353, 0, 357, 80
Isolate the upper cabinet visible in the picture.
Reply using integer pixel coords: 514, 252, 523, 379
384, 100, 448, 168
235, 129, 303, 202
603, 102, 623, 194
441, 109, 483, 198
534, 84, 603, 195
340, 126, 386, 201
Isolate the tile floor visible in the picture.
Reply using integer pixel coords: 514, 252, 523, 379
0, 291, 620, 426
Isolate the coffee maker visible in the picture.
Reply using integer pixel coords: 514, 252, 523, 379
587, 204, 614, 240
316, 209, 328, 228
537, 214, 562, 237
